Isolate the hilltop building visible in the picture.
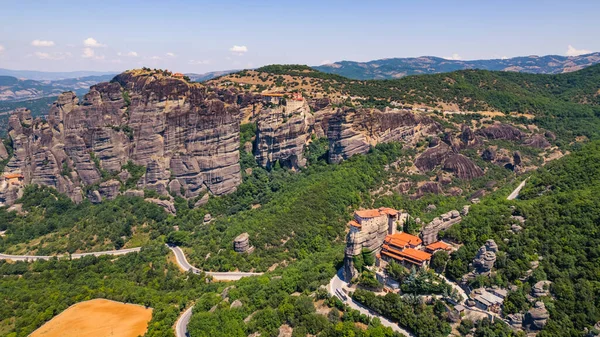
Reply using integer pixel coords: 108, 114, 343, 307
343, 207, 408, 279
378, 232, 432, 269
173, 72, 184, 79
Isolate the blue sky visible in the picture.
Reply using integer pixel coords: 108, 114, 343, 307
0, 0, 598, 73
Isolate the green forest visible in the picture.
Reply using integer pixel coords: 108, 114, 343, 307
2, 64, 600, 337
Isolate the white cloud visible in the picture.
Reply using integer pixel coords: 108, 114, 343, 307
566, 45, 591, 57
34, 51, 71, 60
166, 52, 176, 57
320, 60, 332, 65
118, 51, 138, 57
229, 45, 248, 55
82, 47, 95, 58
189, 59, 211, 65
148, 56, 161, 60
444, 53, 462, 60
31, 40, 55, 47
501, 56, 508, 60
83, 37, 106, 48
0, 45, 4, 54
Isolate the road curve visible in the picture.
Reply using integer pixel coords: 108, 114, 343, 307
167, 245, 262, 281
328, 269, 413, 337
175, 305, 194, 337
0, 247, 142, 262
507, 178, 528, 200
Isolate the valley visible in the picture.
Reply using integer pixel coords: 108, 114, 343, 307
0, 63, 600, 337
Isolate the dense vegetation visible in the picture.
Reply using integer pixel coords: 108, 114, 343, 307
0, 244, 209, 337
173, 143, 407, 272
246, 64, 600, 142
444, 141, 600, 335
0, 186, 170, 254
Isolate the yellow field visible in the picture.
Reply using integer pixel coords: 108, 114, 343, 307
30, 299, 152, 337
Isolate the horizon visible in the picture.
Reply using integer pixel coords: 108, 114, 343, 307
2, 51, 599, 76
1, 0, 599, 73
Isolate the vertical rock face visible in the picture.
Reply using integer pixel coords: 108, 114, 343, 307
326, 107, 437, 164
0, 69, 242, 206
234, 232, 254, 253
254, 99, 314, 169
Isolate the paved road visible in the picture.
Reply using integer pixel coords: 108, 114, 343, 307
175, 305, 194, 337
0, 247, 142, 261
328, 269, 414, 337
168, 245, 262, 281
507, 179, 528, 200
438, 273, 467, 304
168, 245, 263, 337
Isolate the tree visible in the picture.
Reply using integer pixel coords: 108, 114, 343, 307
430, 250, 450, 273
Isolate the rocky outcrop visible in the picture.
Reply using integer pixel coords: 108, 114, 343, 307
234, 232, 254, 253
327, 107, 438, 164
0, 69, 242, 206
422, 210, 462, 245
254, 100, 314, 169
472, 239, 498, 273
478, 123, 525, 141
415, 142, 452, 171
532, 280, 552, 298
144, 198, 176, 215
481, 148, 496, 161
442, 154, 484, 180
98, 179, 121, 200
526, 301, 549, 330
523, 134, 551, 149
0, 142, 8, 160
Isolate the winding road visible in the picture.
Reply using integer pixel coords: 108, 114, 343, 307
167, 245, 262, 281
175, 305, 194, 337
168, 244, 263, 337
0, 247, 142, 261
328, 268, 414, 337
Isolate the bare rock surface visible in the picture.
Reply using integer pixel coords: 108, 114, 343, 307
478, 123, 525, 141
254, 100, 314, 169
0, 69, 242, 206
442, 154, 484, 180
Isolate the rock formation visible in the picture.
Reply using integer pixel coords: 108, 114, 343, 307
523, 134, 551, 149
442, 154, 484, 180
234, 232, 254, 253
472, 239, 498, 273
478, 123, 525, 141
532, 280, 552, 298
526, 301, 549, 330
254, 99, 314, 169
421, 210, 462, 245
0, 69, 242, 206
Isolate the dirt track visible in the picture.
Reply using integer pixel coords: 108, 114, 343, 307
30, 298, 152, 337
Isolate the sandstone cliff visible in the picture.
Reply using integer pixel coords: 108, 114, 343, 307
0, 69, 242, 206
254, 99, 314, 169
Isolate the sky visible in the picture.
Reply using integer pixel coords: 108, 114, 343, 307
0, 0, 598, 74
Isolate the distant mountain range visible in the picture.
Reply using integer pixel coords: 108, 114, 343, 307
186, 70, 240, 82
0, 68, 117, 81
313, 52, 600, 79
0, 75, 115, 102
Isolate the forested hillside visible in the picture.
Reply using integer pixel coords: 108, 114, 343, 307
444, 141, 600, 336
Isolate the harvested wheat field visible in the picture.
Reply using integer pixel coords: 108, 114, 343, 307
30, 298, 152, 337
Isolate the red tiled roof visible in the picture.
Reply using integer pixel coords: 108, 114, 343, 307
426, 241, 451, 252
378, 207, 399, 216
355, 209, 383, 218
348, 220, 361, 228
385, 232, 422, 247
4, 173, 23, 179
262, 93, 285, 97
399, 248, 432, 262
